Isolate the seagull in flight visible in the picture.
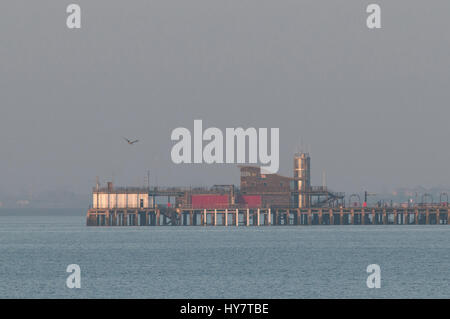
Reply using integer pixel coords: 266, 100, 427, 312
123, 137, 139, 145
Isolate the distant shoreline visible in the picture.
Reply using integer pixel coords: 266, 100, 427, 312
0, 208, 85, 216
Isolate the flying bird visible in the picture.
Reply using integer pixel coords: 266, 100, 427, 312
123, 137, 139, 145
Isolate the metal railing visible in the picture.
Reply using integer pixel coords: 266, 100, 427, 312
93, 186, 149, 193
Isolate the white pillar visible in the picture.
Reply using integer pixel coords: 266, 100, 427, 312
225, 209, 228, 226
236, 209, 239, 226
246, 209, 250, 226
257, 208, 260, 226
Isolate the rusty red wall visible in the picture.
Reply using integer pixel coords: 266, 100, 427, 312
237, 195, 261, 208
191, 195, 229, 209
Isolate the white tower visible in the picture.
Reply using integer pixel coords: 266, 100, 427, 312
294, 153, 311, 208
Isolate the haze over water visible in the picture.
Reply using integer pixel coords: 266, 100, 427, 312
0, 210, 449, 298
2, 1, 450, 198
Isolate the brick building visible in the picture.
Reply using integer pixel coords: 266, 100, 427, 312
239, 166, 293, 208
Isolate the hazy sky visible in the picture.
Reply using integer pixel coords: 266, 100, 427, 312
1, 1, 450, 197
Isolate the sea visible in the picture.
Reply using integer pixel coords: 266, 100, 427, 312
0, 208, 449, 299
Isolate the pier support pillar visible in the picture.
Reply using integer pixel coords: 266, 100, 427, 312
257, 209, 260, 226
268, 208, 271, 226
214, 209, 217, 226
246, 209, 250, 226
86, 211, 97, 226
179, 211, 184, 226
192, 211, 197, 226
235, 209, 239, 226
124, 212, 128, 226
203, 209, 207, 226
225, 209, 228, 226
110, 210, 115, 226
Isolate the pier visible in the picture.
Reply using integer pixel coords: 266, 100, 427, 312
87, 205, 450, 226
87, 153, 450, 227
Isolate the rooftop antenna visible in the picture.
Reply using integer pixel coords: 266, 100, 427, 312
322, 170, 326, 188
95, 176, 100, 209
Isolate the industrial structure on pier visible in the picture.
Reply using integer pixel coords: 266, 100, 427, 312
87, 153, 450, 226
91, 153, 344, 210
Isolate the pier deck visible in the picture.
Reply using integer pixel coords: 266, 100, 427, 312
86, 206, 450, 226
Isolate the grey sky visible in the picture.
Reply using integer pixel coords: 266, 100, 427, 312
1, 1, 449, 197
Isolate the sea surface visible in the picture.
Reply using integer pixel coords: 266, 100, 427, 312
0, 209, 449, 298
